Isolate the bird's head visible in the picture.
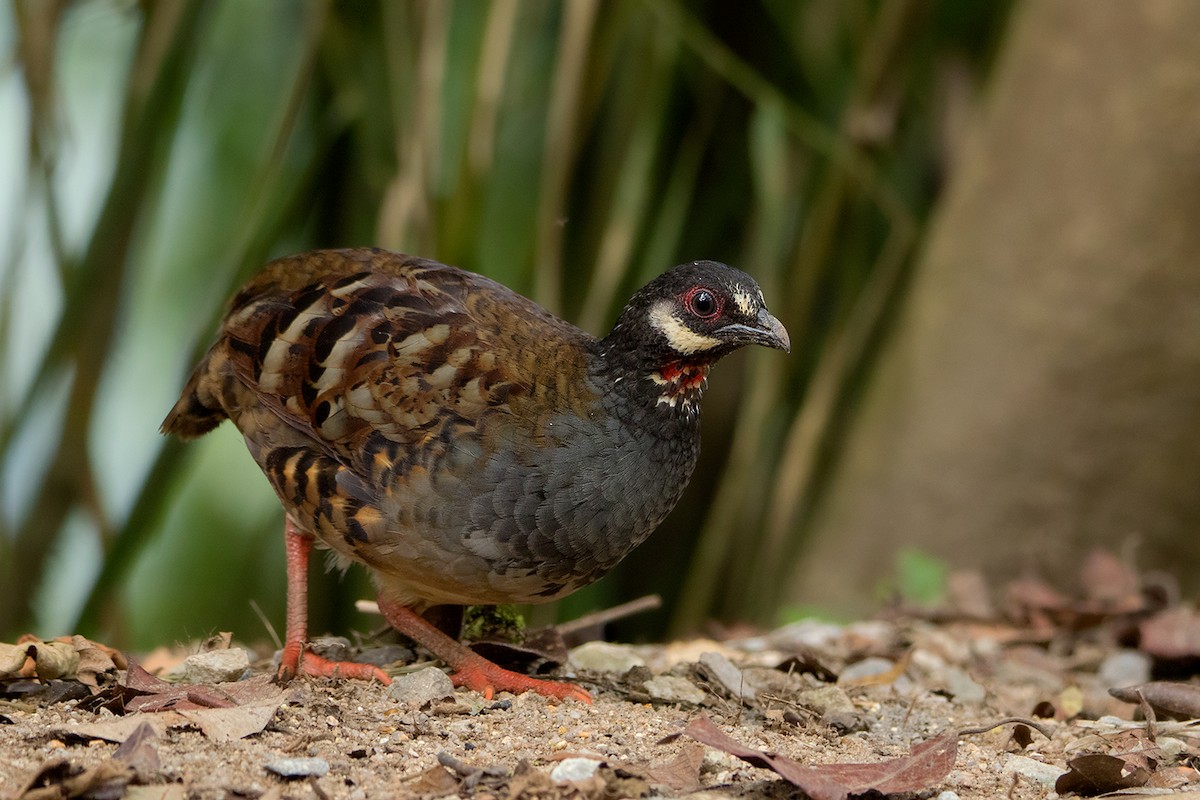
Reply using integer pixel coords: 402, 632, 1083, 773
604, 260, 790, 362
600, 261, 789, 415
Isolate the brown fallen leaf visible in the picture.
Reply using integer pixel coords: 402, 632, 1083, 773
1054, 753, 1152, 796
122, 659, 282, 713
14, 636, 79, 681
627, 743, 705, 793
59, 635, 124, 686
63, 673, 286, 744
177, 695, 285, 743
404, 765, 461, 796
680, 716, 957, 800
113, 720, 161, 781
1109, 681, 1200, 720
15, 759, 134, 800
1140, 607, 1200, 660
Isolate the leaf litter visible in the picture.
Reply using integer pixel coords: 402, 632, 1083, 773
2, 548, 1200, 798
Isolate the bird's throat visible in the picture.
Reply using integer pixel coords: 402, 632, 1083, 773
649, 361, 711, 416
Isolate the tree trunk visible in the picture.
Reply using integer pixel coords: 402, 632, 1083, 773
789, 0, 1200, 615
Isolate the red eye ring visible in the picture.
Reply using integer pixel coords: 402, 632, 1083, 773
685, 286, 722, 319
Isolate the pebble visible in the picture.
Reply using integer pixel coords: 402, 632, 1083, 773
307, 636, 352, 661
761, 619, 845, 650
943, 667, 986, 705
698, 651, 756, 702
643, 675, 706, 705
1098, 649, 1151, 689
264, 757, 330, 778
838, 657, 895, 684
387, 667, 455, 707
796, 685, 854, 716
550, 757, 601, 782
568, 642, 645, 674
1002, 754, 1062, 787
355, 644, 416, 667
935, 792, 960, 800
180, 649, 250, 684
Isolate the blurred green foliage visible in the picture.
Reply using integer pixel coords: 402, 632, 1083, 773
0, 0, 1013, 650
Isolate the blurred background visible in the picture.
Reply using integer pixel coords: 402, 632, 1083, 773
3, 0, 1199, 653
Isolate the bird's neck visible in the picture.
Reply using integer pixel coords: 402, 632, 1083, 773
647, 361, 711, 420
593, 341, 713, 427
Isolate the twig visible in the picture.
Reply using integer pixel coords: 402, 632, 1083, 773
308, 775, 331, 800
959, 717, 1054, 741
554, 594, 663, 636
248, 599, 281, 650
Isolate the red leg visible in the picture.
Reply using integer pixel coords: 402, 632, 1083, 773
276, 518, 390, 685
376, 596, 590, 703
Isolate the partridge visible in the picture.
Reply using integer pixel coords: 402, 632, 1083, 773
163, 248, 789, 701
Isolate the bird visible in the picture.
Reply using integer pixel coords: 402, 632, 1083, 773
162, 247, 789, 702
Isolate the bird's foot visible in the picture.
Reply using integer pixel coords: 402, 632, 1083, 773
450, 651, 590, 703
276, 643, 391, 685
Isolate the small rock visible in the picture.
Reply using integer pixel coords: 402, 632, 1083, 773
181, 649, 249, 684
355, 644, 415, 667
644, 675, 706, 705
550, 757, 601, 782
1002, 754, 1061, 787
823, 710, 867, 734
1156, 736, 1188, 758
796, 685, 854, 716
1098, 649, 1151, 689
388, 667, 455, 707
307, 636, 352, 661
837, 657, 895, 684
935, 791, 961, 800
698, 652, 756, 702
762, 619, 845, 650
265, 757, 329, 778
943, 667, 986, 705
568, 642, 645, 674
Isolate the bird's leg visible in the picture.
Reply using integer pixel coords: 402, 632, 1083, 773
277, 518, 390, 684
377, 596, 590, 703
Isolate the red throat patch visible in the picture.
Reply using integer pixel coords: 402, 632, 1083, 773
653, 362, 711, 412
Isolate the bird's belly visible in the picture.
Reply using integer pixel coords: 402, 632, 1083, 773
364, 416, 699, 607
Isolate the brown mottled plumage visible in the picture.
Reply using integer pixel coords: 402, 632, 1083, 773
164, 247, 789, 700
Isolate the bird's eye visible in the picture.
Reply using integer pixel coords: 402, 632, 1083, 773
686, 288, 719, 318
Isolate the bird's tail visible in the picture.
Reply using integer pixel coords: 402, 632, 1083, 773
160, 350, 227, 439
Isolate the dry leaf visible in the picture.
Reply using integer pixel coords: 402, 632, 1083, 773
62, 713, 185, 744
113, 720, 161, 780
682, 716, 957, 800
17, 639, 79, 681
1140, 607, 1200, 660
404, 765, 460, 796
1054, 753, 1152, 796
177, 696, 284, 743
15, 759, 133, 800
627, 744, 705, 793
1109, 681, 1200, 720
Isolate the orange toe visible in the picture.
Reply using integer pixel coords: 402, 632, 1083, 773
276, 644, 390, 685
450, 655, 590, 703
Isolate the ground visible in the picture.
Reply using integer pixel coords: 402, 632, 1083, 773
3, 557, 1200, 799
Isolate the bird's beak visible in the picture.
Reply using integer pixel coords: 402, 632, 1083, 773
716, 308, 791, 353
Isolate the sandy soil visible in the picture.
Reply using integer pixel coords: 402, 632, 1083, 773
3, 600, 1197, 800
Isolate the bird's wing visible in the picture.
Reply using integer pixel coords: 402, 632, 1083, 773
218, 248, 594, 485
